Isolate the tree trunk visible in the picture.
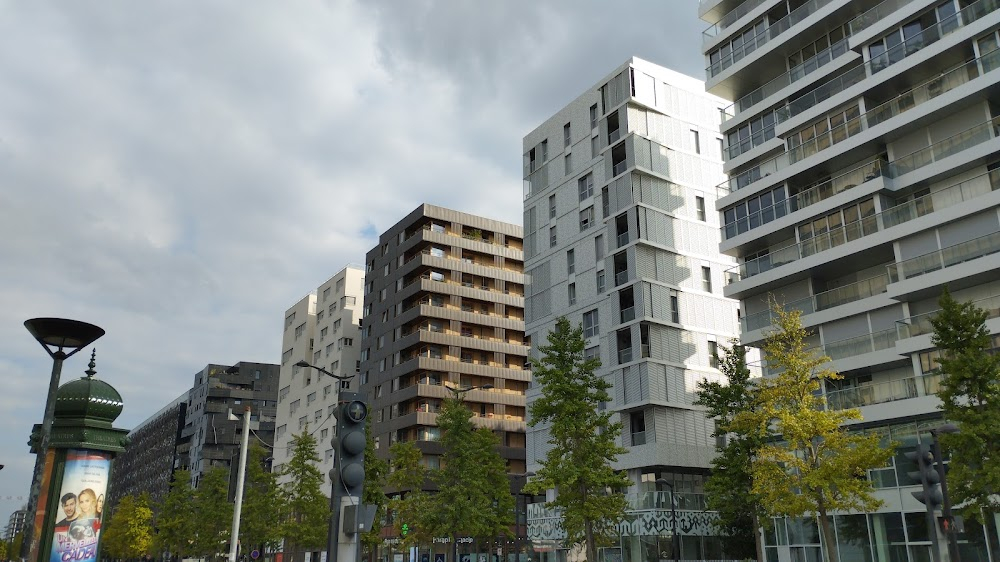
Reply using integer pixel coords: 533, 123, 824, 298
753, 513, 765, 562
816, 501, 837, 562
584, 519, 596, 562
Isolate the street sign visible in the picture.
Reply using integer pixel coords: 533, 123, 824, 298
250, 551, 260, 560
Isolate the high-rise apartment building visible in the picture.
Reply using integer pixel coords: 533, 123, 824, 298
359, 204, 528, 476
178, 361, 279, 487
522, 58, 742, 559
273, 265, 364, 496
702, 0, 1000, 558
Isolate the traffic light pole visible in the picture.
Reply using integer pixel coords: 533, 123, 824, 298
327, 472, 343, 562
930, 430, 961, 562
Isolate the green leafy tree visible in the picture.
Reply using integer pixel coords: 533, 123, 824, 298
156, 470, 197, 558
733, 305, 894, 562
695, 341, 767, 561
282, 428, 330, 557
239, 444, 287, 553
425, 395, 514, 561
0, 537, 9, 560
191, 466, 234, 557
524, 317, 630, 562
10, 533, 23, 562
102, 493, 155, 559
386, 441, 430, 549
929, 288, 1000, 519
362, 425, 390, 554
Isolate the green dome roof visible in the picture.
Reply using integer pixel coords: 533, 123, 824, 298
54, 350, 123, 423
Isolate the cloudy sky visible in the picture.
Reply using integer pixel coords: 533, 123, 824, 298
0, 1, 707, 521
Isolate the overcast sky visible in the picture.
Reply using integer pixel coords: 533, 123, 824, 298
0, 1, 707, 521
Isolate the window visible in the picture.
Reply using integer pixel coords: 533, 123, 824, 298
670, 293, 680, 323
307, 392, 317, 405
320, 327, 328, 340
591, 136, 599, 158
550, 226, 557, 247
584, 346, 599, 361
580, 207, 595, 231
279, 386, 290, 402
290, 399, 301, 414
583, 310, 600, 338
565, 153, 572, 174
276, 425, 287, 439
590, 104, 598, 129
597, 270, 606, 294
322, 287, 331, 302
333, 319, 342, 331
568, 283, 576, 306
281, 349, 293, 365
595, 235, 605, 262
564, 122, 572, 147
299, 416, 308, 430
342, 295, 356, 307
341, 338, 353, 347
549, 194, 556, 218
336, 278, 345, 292
567, 249, 575, 274
383, 264, 390, 276
317, 310, 324, 322
702, 266, 713, 293
541, 139, 548, 161
696, 196, 707, 222
324, 384, 332, 397
602, 186, 610, 218
630, 411, 646, 446
294, 323, 306, 339
726, 110, 777, 158
578, 173, 594, 201
690, 130, 700, 154
315, 409, 322, 422
722, 185, 789, 239
708, 340, 719, 368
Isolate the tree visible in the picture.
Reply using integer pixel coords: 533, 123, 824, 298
733, 304, 894, 562
386, 441, 430, 549
929, 288, 1000, 519
0, 537, 8, 560
281, 428, 330, 558
156, 470, 197, 558
191, 466, 233, 557
239, 444, 287, 553
102, 493, 155, 559
362, 425, 390, 555
425, 395, 515, 561
523, 317, 630, 562
695, 341, 767, 561
10, 533, 23, 562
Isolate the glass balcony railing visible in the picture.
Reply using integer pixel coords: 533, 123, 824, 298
774, 65, 868, 125
825, 372, 941, 410
824, 327, 898, 360
613, 160, 628, 177
741, 273, 890, 332
897, 293, 1000, 339
703, 0, 770, 39
726, 120, 777, 159
724, 38, 850, 120
888, 117, 1000, 177
707, 0, 838, 77
618, 347, 633, 364
848, 0, 920, 35
888, 231, 1000, 282
615, 270, 629, 286
723, 159, 885, 239
620, 306, 636, 323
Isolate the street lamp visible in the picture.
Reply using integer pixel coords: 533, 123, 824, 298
296, 360, 358, 562
926, 423, 961, 562
22, 317, 104, 561
655, 479, 678, 562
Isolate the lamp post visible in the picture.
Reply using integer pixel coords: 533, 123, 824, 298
446, 383, 494, 562
296, 360, 357, 562
927, 423, 961, 562
655, 479, 678, 562
22, 318, 104, 562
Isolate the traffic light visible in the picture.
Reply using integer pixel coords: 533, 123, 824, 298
28, 423, 41, 454
905, 443, 943, 508
335, 391, 368, 497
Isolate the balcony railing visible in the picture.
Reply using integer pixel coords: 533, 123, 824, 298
741, 273, 890, 332
896, 292, 1000, 339
618, 347, 633, 364
724, 38, 850, 120
620, 306, 636, 323
703, 0, 770, 39
824, 327, 898, 361
615, 270, 629, 286
612, 160, 628, 177
707, 0, 838, 77
825, 372, 941, 410
848, 0, 919, 35
888, 230, 1000, 282
888, 117, 1000, 177
882, 168, 1000, 229
726, 119, 777, 160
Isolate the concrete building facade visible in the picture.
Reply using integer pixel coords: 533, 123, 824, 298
701, 0, 1000, 558
359, 204, 528, 476
522, 58, 743, 561
273, 265, 365, 497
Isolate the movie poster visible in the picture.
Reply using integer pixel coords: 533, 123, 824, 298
50, 450, 110, 562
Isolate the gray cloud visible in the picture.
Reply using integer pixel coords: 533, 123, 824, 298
0, 0, 708, 518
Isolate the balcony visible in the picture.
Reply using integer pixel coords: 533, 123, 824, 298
823, 326, 898, 361
847, 0, 919, 35
702, 0, 769, 40
882, 168, 1000, 229
825, 372, 941, 410
896, 292, 1000, 339
887, 231, 1000, 282
707, 0, 839, 78
887, 117, 1000, 177
724, 37, 850, 120
742, 272, 890, 332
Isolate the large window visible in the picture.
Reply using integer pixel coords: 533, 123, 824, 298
723, 185, 789, 238
583, 310, 600, 338
578, 173, 594, 201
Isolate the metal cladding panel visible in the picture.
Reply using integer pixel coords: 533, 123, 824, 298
623, 363, 645, 405
649, 323, 685, 365
634, 174, 687, 217
641, 362, 669, 402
